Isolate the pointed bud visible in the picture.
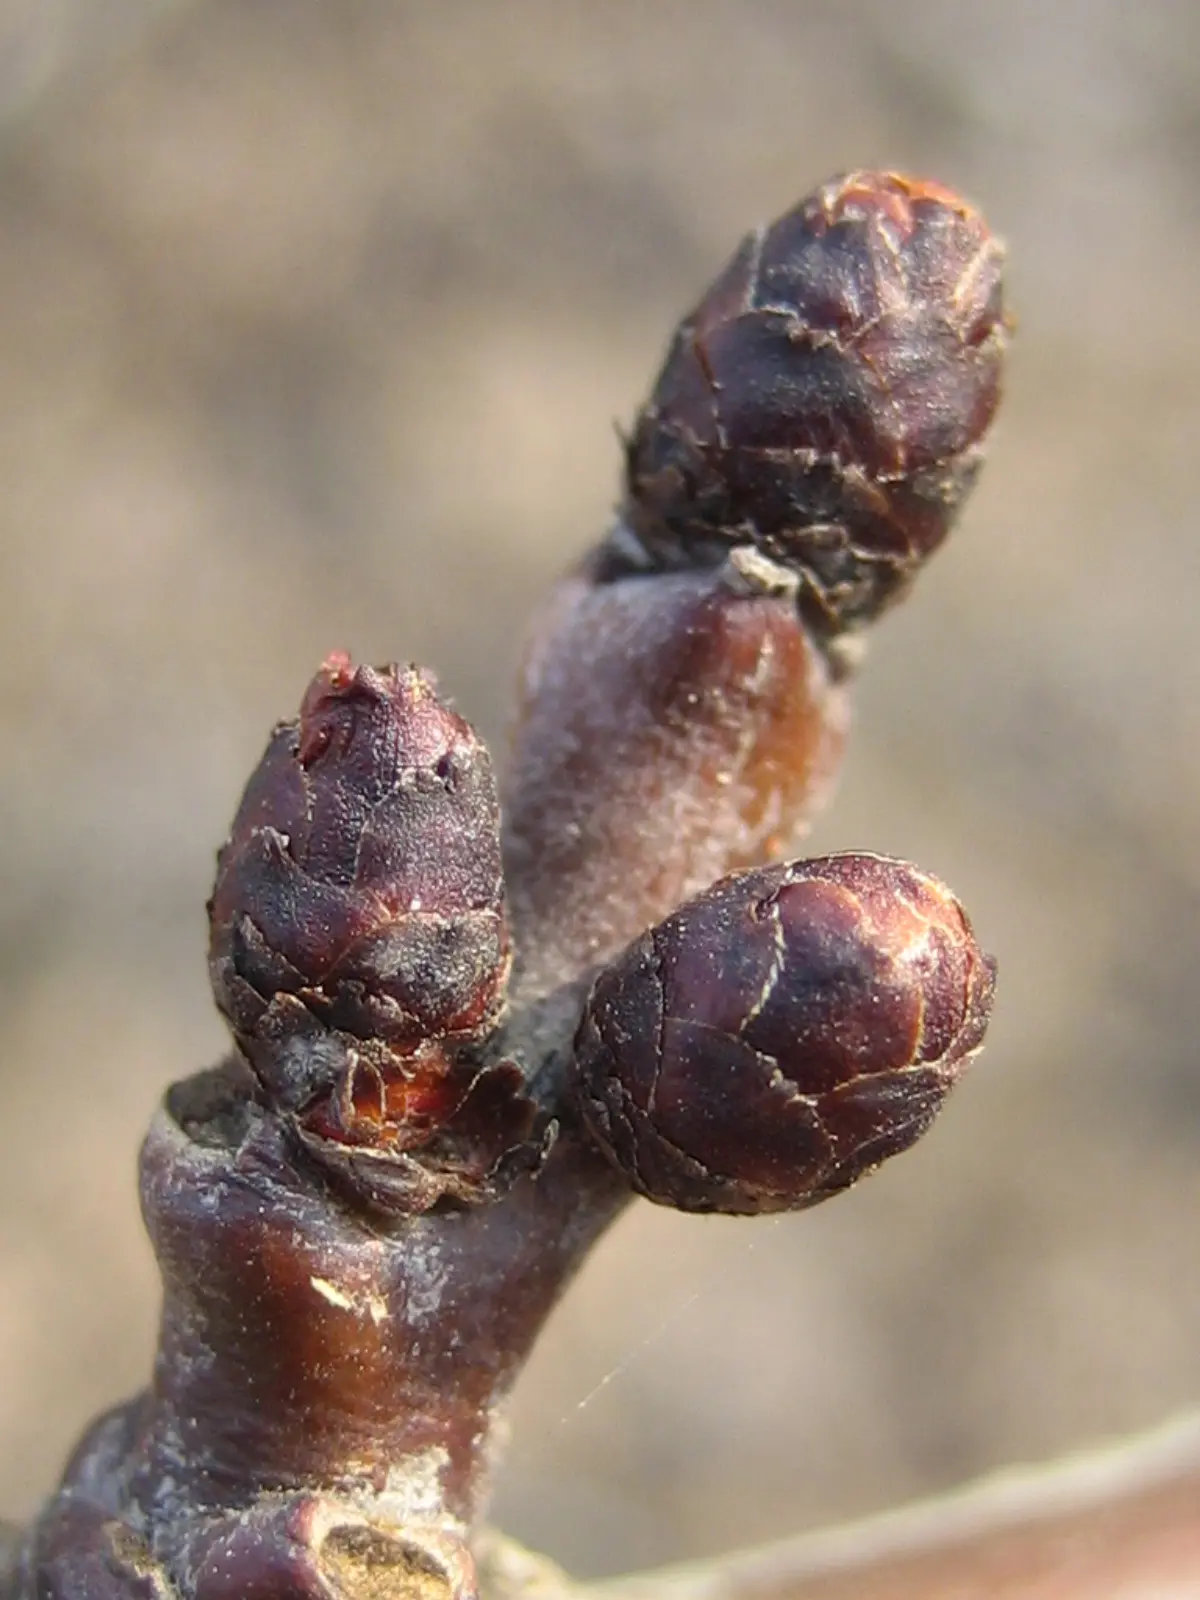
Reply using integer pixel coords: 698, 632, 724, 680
208, 655, 527, 1209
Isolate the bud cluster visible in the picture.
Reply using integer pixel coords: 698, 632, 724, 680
10, 169, 1009, 1600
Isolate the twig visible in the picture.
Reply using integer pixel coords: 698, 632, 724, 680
4, 170, 1033, 1600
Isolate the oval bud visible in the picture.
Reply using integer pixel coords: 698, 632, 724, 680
572, 852, 995, 1214
621, 171, 1007, 638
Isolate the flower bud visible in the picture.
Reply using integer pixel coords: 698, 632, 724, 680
621, 172, 1007, 638
207, 655, 514, 1194
572, 852, 995, 1214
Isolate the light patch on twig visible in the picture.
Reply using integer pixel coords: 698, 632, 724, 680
310, 1275, 390, 1325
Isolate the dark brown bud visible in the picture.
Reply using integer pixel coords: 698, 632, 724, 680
571, 851, 995, 1215
620, 171, 1008, 639
207, 654, 525, 1209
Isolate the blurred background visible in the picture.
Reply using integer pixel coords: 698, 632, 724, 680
1, 0, 1198, 1579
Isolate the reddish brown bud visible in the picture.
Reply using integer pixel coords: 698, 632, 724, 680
208, 655, 525, 1210
620, 171, 1007, 638
572, 851, 995, 1214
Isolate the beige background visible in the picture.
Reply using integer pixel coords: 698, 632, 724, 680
1, 0, 1198, 1580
